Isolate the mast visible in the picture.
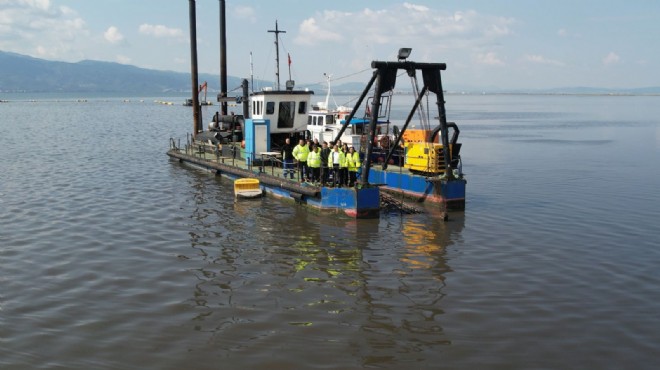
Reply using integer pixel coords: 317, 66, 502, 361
250, 51, 254, 92
218, 0, 228, 115
188, 0, 201, 135
323, 73, 332, 109
267, 21, 286, 91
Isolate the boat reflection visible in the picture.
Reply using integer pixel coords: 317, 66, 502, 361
181, 181, 465, 366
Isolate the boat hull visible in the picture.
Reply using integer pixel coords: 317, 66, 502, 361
368, 168, 466, 210
167, 149, 380, 218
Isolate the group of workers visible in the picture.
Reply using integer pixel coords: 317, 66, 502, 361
281, 138, 361, 187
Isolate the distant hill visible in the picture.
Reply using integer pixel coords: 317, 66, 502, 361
0, 51, 251, 94
2, 51, 659, 95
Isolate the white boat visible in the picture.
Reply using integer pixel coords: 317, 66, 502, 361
306, 75, 394, 152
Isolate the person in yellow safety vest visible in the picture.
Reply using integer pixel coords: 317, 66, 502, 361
292, 139, 310, 182
346, 146, 361, 187
338, 144, 348, 187
307, 144, 321, 183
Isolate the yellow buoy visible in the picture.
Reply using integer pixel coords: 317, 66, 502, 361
234, 178, 263, 199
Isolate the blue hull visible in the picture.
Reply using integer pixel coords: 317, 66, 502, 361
167, 150, 380, 218
369, 168, 466, 210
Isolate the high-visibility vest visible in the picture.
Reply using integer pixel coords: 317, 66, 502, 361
308, 150, 321, 168
347, 152, 361, 171
293, 144, 309, 162
339, 151, 347, 168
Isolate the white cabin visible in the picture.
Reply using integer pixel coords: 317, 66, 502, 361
250, 90, 314, 135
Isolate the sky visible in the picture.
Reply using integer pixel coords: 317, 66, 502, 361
1, 0, 659, 90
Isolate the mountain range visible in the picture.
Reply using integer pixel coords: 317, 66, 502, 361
1, 50, 659, 95
0, 50, 248, 94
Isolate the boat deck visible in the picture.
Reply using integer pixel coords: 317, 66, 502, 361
169, 142, 416, 186
167, 141, 465, 213
168, 144, 326, 198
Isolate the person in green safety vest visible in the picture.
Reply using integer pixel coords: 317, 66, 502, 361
339, 143, 349, 187
338, 144, 348, 187
346, 146, 361, 187
292, 139, 310, 182
307, 144, 321, 183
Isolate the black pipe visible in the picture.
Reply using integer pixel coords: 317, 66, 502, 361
241, 79, 249, 117
372, 61, 447, 71
430, 122, 459, 146
188, 0, 201, 135
424, 68, 453, 179
219, 0, 228, 115
359, 72, 385, 186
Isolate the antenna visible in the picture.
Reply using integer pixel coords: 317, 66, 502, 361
250, 51, 254, 92
323, 73, 333, 110
267, 20, 286, 91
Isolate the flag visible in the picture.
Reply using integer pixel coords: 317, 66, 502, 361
288, 53, 292, 66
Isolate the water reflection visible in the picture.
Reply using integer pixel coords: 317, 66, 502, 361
181, 176, 465, 366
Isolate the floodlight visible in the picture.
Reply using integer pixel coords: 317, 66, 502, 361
398, 48, 412, 60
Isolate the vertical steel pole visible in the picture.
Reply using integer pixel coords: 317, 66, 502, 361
433, 70, 453, 179
188, 0, 201, 135
219, 0, 228, 115
359, 70, 384, 187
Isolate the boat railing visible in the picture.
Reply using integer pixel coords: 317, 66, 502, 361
257, 152, 283, 177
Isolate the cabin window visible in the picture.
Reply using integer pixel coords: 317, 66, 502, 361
298, 101, 307, 114
318, 116, 324, 125
326, 115, 333, 125
277, 101, 295, 128
266, 101, 275, 115
308, 116, 312, 125
253, 101, 263, 115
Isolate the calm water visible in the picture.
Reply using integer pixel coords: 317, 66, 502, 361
1, 94, 659, 369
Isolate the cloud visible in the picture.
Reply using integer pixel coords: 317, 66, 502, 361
524, 54, 565, 67
403, 2, 429, 12
138, 24, 183, 38
0, 0, 88, 59
233, 5, 256, 23
104, 26, 124, 44
293, 4, 514, 50
602, 51, 620, 65
295, 16, 343, 45
476, 52, 504, 66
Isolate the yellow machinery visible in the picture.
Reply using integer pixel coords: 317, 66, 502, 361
402, 123, 461, 175
404, 142, 454, 175
401, 129, 440, 144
